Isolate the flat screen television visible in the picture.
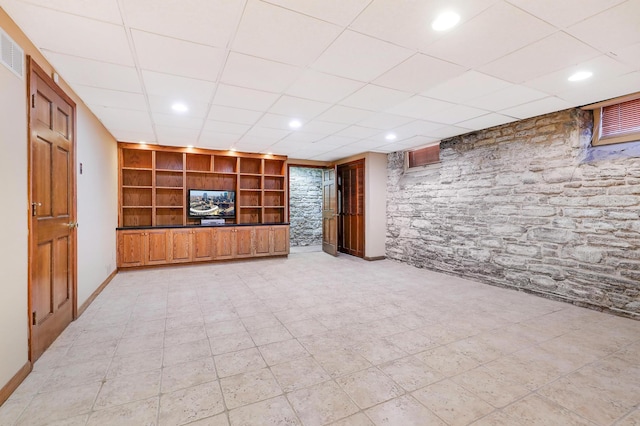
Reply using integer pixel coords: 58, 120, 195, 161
187, 189, 235, 219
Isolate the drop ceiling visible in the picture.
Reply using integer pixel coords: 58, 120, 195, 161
1, 0, 639, 161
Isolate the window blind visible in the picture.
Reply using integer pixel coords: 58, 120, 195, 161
600, 98, 640, 140
408, 145, 440, 168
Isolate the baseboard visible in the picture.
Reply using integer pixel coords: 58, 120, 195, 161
364, 255, 386, 261
77, 268, 117, 317
0, 361, 31, 405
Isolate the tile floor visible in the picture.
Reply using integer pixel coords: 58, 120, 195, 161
1, 248, 639, 426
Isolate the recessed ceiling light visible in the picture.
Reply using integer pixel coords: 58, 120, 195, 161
568, 71, 593, 82
385, 133, 397, 141
171, 102, 188, 113
432, 11, 460, 31
289, 119, 302, 129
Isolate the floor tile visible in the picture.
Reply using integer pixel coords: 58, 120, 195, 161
336, 367, 404, 409
214, 347, 267, 378
258, 339, 309, 366
413, 379, 494, 425
415, 345, 480, 377
270, 356, 331, 392
164, 325, 208, 347
365, 394, 446, 426
40, 358, 110, 393
87, 396, 159, 426
185, 413, 229, 425
210, 331, 255, 355
107, 348, 163, 379
249, 324, 293, 346
220, 368, 283, 410
16, 382, 101, 426
313, 349, 372, 378
451, 367, 530, 408
329, 413, 374, 426
228, 396, 300, 425
284, 318, 329, 338
379, 356, 443, 392
500, 394, 594, 426
94, 369, 161, 410
159, 381, 225, 426
161, 357, 218, 394
287, 380, 359, 426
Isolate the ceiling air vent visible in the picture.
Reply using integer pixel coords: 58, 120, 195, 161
0, 28, 24, 79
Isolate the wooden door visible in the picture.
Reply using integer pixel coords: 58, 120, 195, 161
117, 230, 145, 267
170, 229, 192, 263
213, 228, 235, 259
322, 168, 337, 256
29, 60, 76, 361
192, 228, 214, 261
338, 160, 365, 258
236, 227, 253, 258
145, 229, 170, 265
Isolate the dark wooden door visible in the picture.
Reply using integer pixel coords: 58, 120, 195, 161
322, 168, 337, 256
29, 60, 76, 361
338, 160, 364, 258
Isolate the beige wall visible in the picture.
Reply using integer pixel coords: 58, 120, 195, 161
0, 8, 118, 393
335, 152, 388, 259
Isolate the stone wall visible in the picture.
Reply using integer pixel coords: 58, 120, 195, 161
289, 167, 322, 246
386, 108, 640, 317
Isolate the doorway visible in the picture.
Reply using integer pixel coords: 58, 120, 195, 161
28, 59, 77, 361
337, 159, 365, 258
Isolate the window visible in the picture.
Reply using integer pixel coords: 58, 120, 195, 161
588, 92, 640, 146
407, 144, 440, 168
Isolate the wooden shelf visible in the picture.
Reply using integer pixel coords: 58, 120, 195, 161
118, 143, 287, 228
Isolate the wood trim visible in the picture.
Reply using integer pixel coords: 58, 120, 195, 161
77, 269, 118, 317
286, 159, 330, 168
0, 362, 32, 405
582, 91, 640, 110
118, 142, 287, 161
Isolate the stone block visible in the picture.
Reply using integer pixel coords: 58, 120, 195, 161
528, 228, 577, 244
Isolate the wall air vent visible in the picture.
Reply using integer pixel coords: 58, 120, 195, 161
0, 28, 24, 79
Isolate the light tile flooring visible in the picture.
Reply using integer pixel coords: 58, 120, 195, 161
2, 249, 640, 426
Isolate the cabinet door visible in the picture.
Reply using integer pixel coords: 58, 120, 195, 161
192, 228, 214, 262
236, 227, 254, 258
117, 230, 145, 267
213, 228, 235, 260
271, 226, 290, 255
254, 227, 271, 257
170, 229, 192, 263
146, 230, 170, 265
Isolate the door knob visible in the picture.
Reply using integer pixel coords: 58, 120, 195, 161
67, 222, 78, 229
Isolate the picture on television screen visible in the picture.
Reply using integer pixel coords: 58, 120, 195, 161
188, 189, 235, 218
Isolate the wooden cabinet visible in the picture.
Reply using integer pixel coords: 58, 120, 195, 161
119, 143, 287, 227
117, 225, 290, 268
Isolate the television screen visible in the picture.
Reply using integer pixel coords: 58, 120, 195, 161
188, 189, 235, 218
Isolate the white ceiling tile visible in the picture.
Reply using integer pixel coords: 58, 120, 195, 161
278, 132, 325, 144
92, 106, 154, 133
479, 32, 600, 84
567, 0, 640, 53
221, 52, 302, 93
132, 30, 225, 82
524, 55, 635, 96
422, 71, 512, 103
346, 139, 388, 151
142, 71, 216, 102
109, 130, 156, 144
457, 113, 518, 130
357, 113, 415, 130
196, 133, 240, 150
254, 113, 301, 130
201, 121, 251, 135
6, 3, 133, 65
301, 121, 348, 134
611, 42, 640, 69
340, 84, 412, 111
262, 0, 371, 26
505, 0, 626, 28
351, 0, 498, 51
374, 53, 467, 93
237, 135, 274, 146
123, 0, 243, 47
285, 70, 365, 103
73, 85, 147, 111
234, 141, 273, 153
148, 96, 209, 118
207, 105, 263, 125
152, 113, 204, 130
312, 30, 414, 82
387, 96, 455, 120
499, 97, 573, 120
391, 120, 447, 140
314, 135, 359, 147
466, 85, 548, 111
428, 105, 489, 125
155, 125, 200, 145
232, 0, 341, 66
212, 84, 280, 111
556, 71, 640, 106
268, 96, 331, 119
244, 127, 291, 140
315, 106, 373, 125
376, 136, 439, 152
44, 52, 142, 93
427, 125, 473, 139
14, 0, 122, 24
423, 2, 555, 68
335, 126, 382, 139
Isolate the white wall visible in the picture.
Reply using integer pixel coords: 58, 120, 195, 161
0, 10, 118, 394
0, 59, 29, 391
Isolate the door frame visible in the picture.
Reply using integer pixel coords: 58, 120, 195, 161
336, 158, 365, 258
27, 57, 78, 360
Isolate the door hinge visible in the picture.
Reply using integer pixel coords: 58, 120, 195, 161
32, 311, 36, 325
31, 94, 35, 108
